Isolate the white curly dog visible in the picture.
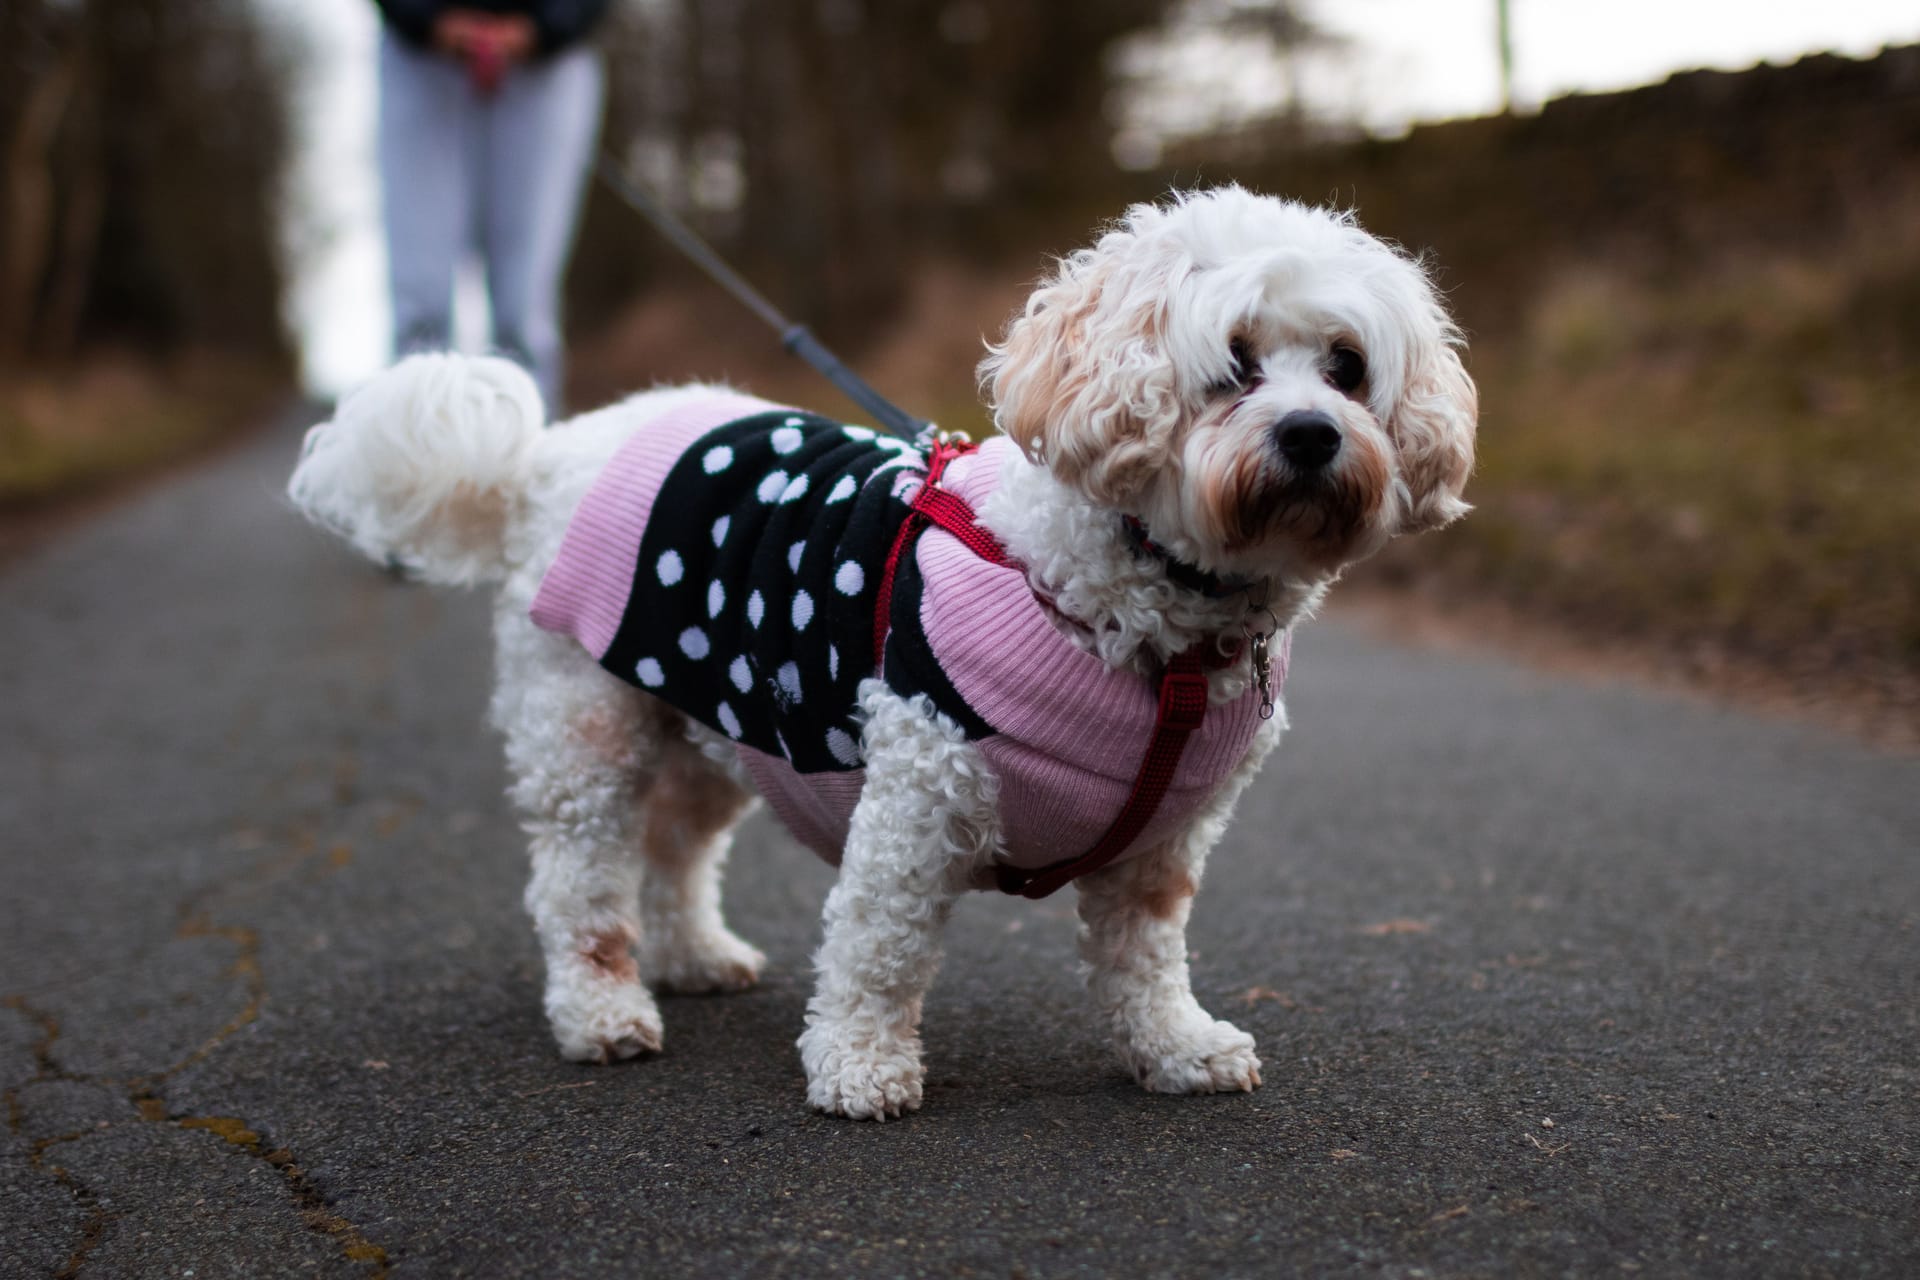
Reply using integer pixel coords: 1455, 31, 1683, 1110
289, 186, 1476, 1120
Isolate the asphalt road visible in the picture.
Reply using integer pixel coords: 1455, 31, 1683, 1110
3, 411, 1915, 1279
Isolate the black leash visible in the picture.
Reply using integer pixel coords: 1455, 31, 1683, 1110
594, 152, 932, 444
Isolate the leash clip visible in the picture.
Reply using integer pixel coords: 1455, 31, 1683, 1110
1243, 602, 1280, 720
915, 423, 967, 451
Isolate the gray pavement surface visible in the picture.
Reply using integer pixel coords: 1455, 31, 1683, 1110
2, 411, 1916, 1279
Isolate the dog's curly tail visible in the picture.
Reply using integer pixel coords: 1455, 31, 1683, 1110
289, 353, 544, 586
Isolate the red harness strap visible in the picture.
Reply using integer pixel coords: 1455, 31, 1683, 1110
871, 440, 1012, 669
872, 439, 1216, 901
992, 649, 1211, 899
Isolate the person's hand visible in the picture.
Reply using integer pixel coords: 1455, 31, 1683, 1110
474, 15, 537, 65
432, 10, 537, 95
430, 9, 490, 57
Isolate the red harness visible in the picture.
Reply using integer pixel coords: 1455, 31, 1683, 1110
872, 439, 1222, 900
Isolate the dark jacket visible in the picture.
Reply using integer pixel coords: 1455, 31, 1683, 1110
373, 0, 612, 57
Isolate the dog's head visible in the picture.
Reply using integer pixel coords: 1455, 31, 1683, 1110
980, 186, 1476, 585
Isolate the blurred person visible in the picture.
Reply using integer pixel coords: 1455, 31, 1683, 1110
374, 1, 610, 411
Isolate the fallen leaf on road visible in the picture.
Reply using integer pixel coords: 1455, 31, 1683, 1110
1358, 919, 1431, 936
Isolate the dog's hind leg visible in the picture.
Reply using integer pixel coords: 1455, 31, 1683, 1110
492, 606, 671, 1062
1074, 718, 1284, 1095
797, 682, 1001, 1120
634, 739, 766, 994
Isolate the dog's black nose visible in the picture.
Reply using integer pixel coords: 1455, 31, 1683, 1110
1275, 410, 1342, 471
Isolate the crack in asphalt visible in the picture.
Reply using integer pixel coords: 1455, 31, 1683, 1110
2, 998, 113, 1280
3, 814, 395, 1277
166, 1110, 391, 1275
142, 913, 267, 1088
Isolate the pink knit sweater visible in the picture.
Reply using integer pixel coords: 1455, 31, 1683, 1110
530, 395, 1284, 875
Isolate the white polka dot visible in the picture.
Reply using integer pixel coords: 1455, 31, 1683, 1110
825, 727, 860, 766
785, 415, 804, 426
828, 645, 839, 680
770, 425, 804, 455
826, 475, 856, 504
834, 561, 864, 595
729, 655, 752, 693
776, 661, 803, 705
757, 470, 789, 502
747, 591, 765, 628
702, 445, 734, 473
678, 627, 710, 659
842, 425, 875, 442
877, 436, 910, 452
707, 580, 726, 617
656, 550, 684, 586
716, 702, 742, 738
635, 658, 665, 687
778, 474, 810, 503
788, 541, 805, 573
791, 590, 814, 631
711, 515, 730, 547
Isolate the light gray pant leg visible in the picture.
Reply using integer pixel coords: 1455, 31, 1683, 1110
479, 45, 605, 410
377, 31, 475, 358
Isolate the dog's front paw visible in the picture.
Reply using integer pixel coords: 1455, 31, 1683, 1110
639, 929, 766, 995
1129, 1018, 1262, 1095
548, 982, 665, 1064
798, 1020, 924, 1120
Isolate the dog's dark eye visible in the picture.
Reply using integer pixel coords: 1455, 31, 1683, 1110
1208, 337, 1257, 397
1229, 337, 1256, 382
1326, 345, 1366, 394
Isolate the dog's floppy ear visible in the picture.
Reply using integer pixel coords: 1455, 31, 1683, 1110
1391, 341, 1477, 532
979, 231, 1179, 507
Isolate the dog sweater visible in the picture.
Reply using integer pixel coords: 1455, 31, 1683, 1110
529, 394, 1282, 879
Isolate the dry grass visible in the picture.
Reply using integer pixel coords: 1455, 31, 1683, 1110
1374, 206, 1920, 713
0, 353, 284, 510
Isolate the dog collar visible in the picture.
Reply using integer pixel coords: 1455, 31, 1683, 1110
1119, 515, 1258, 599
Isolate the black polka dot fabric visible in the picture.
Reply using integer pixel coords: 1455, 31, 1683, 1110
598, 411, 930, 772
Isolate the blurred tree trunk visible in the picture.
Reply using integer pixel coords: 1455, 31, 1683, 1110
41, 76, 105, 362
1496, 0, 1515, 113
743, 0, 833, 323
0, 22, 80, 365
0, 0, 291, 370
